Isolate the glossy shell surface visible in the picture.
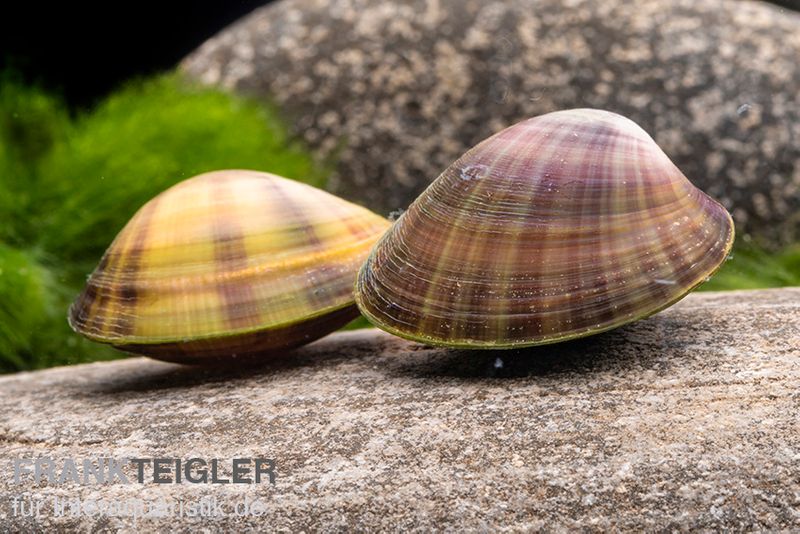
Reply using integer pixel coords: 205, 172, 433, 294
70, 170, 390, 362
356, 109, 734, 348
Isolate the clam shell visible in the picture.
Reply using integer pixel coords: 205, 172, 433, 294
69, 170, 390, 362
356, 109, 734, 348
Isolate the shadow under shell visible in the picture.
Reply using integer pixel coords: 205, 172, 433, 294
115, 306, 360, 364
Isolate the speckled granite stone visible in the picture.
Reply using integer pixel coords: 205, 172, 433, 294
182, 0, 800, 248
0, 288, 798, 531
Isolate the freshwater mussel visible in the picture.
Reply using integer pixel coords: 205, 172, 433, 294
356, 109, 735, 348
69, 170, 390, 363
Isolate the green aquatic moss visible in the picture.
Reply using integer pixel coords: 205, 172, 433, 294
698, 239, 800, 291
35, 74, 325, 266
0, 75, 71, 246
0, 244, 50, 370
0, 73, 325, 371
0, 245, 119, 372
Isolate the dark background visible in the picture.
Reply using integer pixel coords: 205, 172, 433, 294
1, 0, 798, 110
0, 1, 269, 109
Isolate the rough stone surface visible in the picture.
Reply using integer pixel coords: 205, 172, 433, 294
182, 0, 800, 247
0, 288, 798, 531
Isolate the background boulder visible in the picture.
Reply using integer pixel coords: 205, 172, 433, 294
183, 0, 800, 247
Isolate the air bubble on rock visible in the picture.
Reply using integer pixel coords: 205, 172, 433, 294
737, 103, 751, 116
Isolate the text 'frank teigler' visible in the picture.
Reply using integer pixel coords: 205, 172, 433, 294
11, 457, 276, 485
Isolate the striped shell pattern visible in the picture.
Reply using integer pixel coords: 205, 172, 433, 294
69, 170, 390, 362
356, 109, 735, 348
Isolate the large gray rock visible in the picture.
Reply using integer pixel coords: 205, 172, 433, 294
0, 287, 798, 531
182, 0, 800, 248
